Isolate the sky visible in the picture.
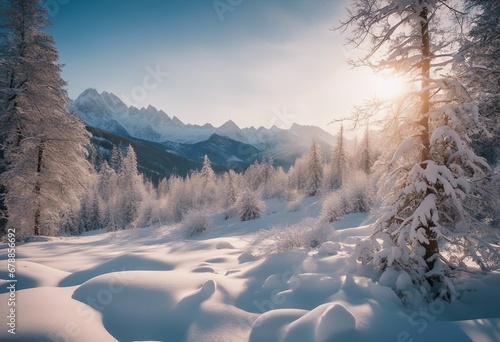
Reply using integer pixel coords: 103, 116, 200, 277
46, 0, 395, 135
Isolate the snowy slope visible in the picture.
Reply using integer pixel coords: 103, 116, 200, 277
1, 198, 499, 341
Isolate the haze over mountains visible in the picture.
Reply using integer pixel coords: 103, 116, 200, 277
70, 88, 338, 170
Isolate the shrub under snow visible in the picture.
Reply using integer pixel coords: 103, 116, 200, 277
237, 188, 265, 221
255, 218, 332, 254
321, 172, 374, 222
181, 209, 212, 237
287, 191, 305, 212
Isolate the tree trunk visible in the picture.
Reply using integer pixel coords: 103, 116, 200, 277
419, 4, 439, 272
33, 139, 45, 236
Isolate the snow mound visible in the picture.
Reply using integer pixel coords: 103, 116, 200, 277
0, 260, 69, 293
263, 274, 284, 290
287, 274, 339, 295
0, 287, 113, 341
192, 266, 216, 273
317, 241, 341, 256
378, 268, 400, 290
396, 271, 413, 292
316, 304, 356, 341
72, 271, 222, 341
59, 254, 174, 286
238, 252, 258, 264
249, 309, 307, 342
216, 241, 235, 249
198, 279, 217, 298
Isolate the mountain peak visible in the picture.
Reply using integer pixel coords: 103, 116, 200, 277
79, 88, 100, 99
171, 116, 184, 126
146, 104, 158, 112
219, 119, 240, 130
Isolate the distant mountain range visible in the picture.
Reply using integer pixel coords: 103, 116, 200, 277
70, 88, 338, 172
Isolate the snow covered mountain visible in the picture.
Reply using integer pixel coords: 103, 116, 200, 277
70, 89, 337, 167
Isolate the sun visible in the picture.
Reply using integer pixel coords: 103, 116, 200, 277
370, 74, 407, 100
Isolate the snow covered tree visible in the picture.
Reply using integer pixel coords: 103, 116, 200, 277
0, 0, 90, 237
168, 175, 194, 222
359, 124, 373, 174
458, 0, 500, 164
237, 188, 264, 221
79, 183, 102, 233
328, 123, 349, 190
200, 154, 215, 187
109, 145, 123, 172
288, 156, 308, 194
339, 0, 498, 300
244, 160, 263, 191
306, 139, 323, 196
109, 145, 144, 229
222, 170, 238, 205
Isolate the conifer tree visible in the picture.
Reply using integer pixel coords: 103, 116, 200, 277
306, 139, 323, 196
200, 154, 215, 187
329, 123, 349, 190
459, 0, 500, 164
359, 124, 372, 175
339, 0, 498, 300
0, 0, 90, 237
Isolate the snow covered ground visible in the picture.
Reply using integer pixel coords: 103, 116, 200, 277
1, 197, 499, 341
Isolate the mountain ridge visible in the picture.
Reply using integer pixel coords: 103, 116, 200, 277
70, 88, 338, 168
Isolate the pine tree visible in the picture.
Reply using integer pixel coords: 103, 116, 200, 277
339, 0, 498, 300
111, 145, 144, 228
359, 124, 372, 175
245, 160, 263, 191
109, 145, 123, 172
330, 123, 349, 190
200, 154, 215, 186
306, 139, 323, 196
459, 0, 500, 164
288, 156, 308, 194
225, 169, 238, 204
79, 184, 102, 233
0, 0, 90, 237
168, 174, 194, 222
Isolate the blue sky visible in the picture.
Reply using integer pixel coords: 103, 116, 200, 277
46, 0, 387, 133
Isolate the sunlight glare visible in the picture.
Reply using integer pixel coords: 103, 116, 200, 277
369, 74, 407, 100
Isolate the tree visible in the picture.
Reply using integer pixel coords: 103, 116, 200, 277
79, 183, 102, 233
287, 156, 308, 194
339, 0, 498, 300
459, 0, 500, 165
328, 123, 349, 190
245, 160, 263, 191
109, 145, 123, 172
168, 175, 194, 222
306, 139, 323, 196
0, 0, 90, 237
110, 145, 144, 229
359, 124, 373, 174
237, 188, 264, 221
200, 154, 215, 187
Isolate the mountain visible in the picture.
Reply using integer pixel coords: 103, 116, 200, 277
162, 134, 261, 170
86, 126, 207, 184
71, 89, 338, 168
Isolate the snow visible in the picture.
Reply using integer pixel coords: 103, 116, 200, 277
1, 198, 500, 341
71, 89, 337, 152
